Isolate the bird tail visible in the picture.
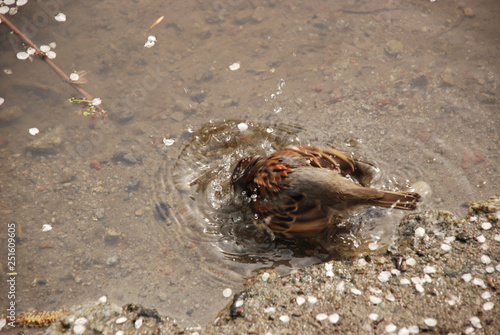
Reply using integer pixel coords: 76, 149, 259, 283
369, 191, 421, 210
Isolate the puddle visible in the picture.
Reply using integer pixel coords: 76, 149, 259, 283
0, 0, 498, 330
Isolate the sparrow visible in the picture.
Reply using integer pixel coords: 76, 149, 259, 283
231, 145, 420, 240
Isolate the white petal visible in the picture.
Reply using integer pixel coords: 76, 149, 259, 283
0, 7, 8, 15
29, 128, 40, 135
92, 98, 102, 106
0, 97, 4, 106
54, 13, 66, 22
40, 45, 51, 52
42, 224, 52, 232
46, 51, 57, 59
16, 52, 29, 60
17, 0, 29, 6
229, 62, 240, 71
27, 47, 36, 55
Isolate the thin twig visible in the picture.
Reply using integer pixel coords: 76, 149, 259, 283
0, 13, 107, 117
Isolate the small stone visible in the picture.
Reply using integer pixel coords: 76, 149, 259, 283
351, 288, 362, 295
223, 288, 232, 298
470, 316, 481, 329
316, 313, 328, 321
400, 278, 411, 285
415, 284, 425, 293
378, 271, 391, 283
74, 317, 88, 325
264, 307, 275, 314
261, 272, 270, 281
415, 227, 426, 238
104, 229, 120, 245
307, 296, 318, 304
477, 235, 486, 243
463, 7, 475, 17
481, 221, 492, 230
384, 39, 404, 57
158, 292, 167, 302
135, 209, 144, 216
411, 181, 432, 197
481, 291, 491, 300
406, 258, 416, 267
115, 317, 127, 324
483, 302, 494, 311
368, 313, 378, 321
134, 318, 143, 329
481, 255, 491, 264
26, 126, 63, 154
424, 318, 437, 327
328, 313, 339, 324
296, 296, 305, 305
370, 296, 382, 304
472, 278, 486, 288
106, 254, 120, 266
386, 323, 397, 333
0, 105, 23, 122
423, 266, 436, 274
462, 273, 472, 282
441, 243, 452, 251
279, 315, 290, 323
440, 73, 455, 86
252, 6, 267, 22
73, 324, 86, 335
234, 8, 254, 24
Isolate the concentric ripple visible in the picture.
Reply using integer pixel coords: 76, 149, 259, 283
153, 120, 421, 280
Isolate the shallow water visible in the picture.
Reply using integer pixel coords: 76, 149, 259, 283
0, 0, 499, 328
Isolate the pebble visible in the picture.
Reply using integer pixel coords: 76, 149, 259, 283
279, 315, 290, 323
483, 302, 494, 311
351, 288, 362, 295
115, 317, 127, 324
26, 126, 63, 154
134, 318, 143, 329
74, 317, 88, 325
99, 296, 107, 303
384, 39, 404, 57
329, 313, 340, 324
470, 316, 481, 329
386, 323, 397, 333
494, 234, 500, 242
378, 271, 391, 283
307, 296, 317, 304
296, 296, 305, 305
222, 288, 232, 298
472, 278, 486, 288
0, 105, 22, 122
73, 324, 86, 335
264, 307, 275, 314
369, 296, 382, 304
463, 7, 475, 17
441, 243, 452, 251
408, 325, 419, 334
415, 284, 425, 293
424, 318, 437, 327
481, 255, 491, 264
414, 227, 426, 238
462, 273, 472, 282
368, 313, 378, 321
423, 266, 436, 274
406, 258, 416, 267
496, 263, 500, 272
481, 221, 492, 230
400, 278, 411, 285
481, 291, 491, 300
261, 272, 270, 281
316, 313, 328, 321
476, 235, 486, 243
